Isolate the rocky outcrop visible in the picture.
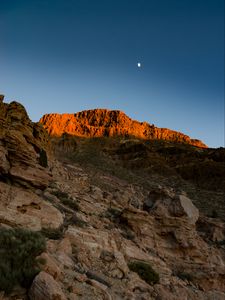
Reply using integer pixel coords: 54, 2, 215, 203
0, 98, 224, 300
29, 271, 66, 300
0, 182, 63, 230
0, 98, 51, 189
0, 98, 64, 229
143, 188, 199, 224
30, 161, 223, 300
39, 109, 207, 147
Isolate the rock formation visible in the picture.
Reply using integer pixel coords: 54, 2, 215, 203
0, 97, 224, 300
0, 98, 51, 189
0, 97, 63, 231
39, 109, 207, 148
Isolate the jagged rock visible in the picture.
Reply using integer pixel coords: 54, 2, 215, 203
0, 98, 51, 189
39, 109, 207, 147
66, 226, 129, 275
0, 182, 63, 230
29, 271, 66, 300
143, 188, 199, 224
0, 98, 224, 299
178, 194, 199, 224
87, 279, 112, 300
197, 216, 225, 242
38, 252, 63, 280
121, 205, 225, 291
0, 94, 4, 102
9, 165, 51, 189
0, 144, 10, 174
57, 237, 73, 255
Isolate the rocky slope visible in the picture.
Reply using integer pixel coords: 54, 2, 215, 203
0, 97, 224, 300
0, 95, 63, 231
39, 109, 207, 148
0, 95, 51, 189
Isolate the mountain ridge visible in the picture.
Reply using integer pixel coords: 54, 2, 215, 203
39, 109, 207, 148
0, 96, 225, 299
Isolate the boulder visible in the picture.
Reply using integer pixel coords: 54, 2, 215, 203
143, 188, 199, 224
38, 253, 63, 280
178, 194, 199, 224
29, 271, 66, 300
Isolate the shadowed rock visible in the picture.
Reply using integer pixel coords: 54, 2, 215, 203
0, 98, 51, 189
0, 94, 4, 102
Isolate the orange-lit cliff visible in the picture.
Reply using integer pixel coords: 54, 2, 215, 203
39, 109, 207, 148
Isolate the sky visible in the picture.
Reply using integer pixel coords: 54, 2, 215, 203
0, 0, 224, 148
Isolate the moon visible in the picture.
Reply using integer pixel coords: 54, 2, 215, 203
137, 62, 141, 68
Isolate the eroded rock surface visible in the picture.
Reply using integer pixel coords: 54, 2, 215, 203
27, 159, 223, 300
40, 109, 207, 147
0, 100, 51, 189
0, 182, 63, 230
0, 98, 224, 300
29, 271, 66, 300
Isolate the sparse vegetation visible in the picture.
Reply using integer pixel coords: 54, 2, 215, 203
176, 271, 193, 282
52, 190, 80, 211
128, 261, 159, 285
217, 240, 225, 246
66, 214, 87, 228
41, 226, 64, 240
52, 190, 70, 199
121, 228, 135, 241
52, 136, 225, 219
105, 208, 135, 239
69, 137, 151, 187
0, 227, 46, 294
105, 207, 122, 220
61, 197, 80, 210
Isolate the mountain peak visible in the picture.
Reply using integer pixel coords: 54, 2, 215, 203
39, 109, 207, 148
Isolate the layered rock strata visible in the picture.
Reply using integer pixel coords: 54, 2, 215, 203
0, 96, 51, 188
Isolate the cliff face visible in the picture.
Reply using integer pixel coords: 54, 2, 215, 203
1, 98, 225, 300
0, 95, 63, 231
0, 96, 51, 189
39, 109, 207, 148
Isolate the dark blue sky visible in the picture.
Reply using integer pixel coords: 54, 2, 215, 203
0, 0, 224, 147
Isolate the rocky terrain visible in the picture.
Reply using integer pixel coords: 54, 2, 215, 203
40, 109, 207, 148
0, 96, 224, 300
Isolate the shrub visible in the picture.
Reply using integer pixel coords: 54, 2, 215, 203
0, 228, 46, 294
61, 197, 80, 211
105, 208, 122, 220
66, 215, 87, 228
176, 271, 193, 282
51, 190, 79, 211
121, 229, 135, 241
39, 149, 48, 168
128, 261, 159, 285
41, 226, 64, 240
52, 190, 69, 199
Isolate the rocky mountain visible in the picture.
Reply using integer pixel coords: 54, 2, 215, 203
0, 96, 224, 300
0, 95, 63, 231
39, 109, 207, 148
